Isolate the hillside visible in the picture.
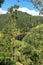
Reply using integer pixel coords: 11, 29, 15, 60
0, 11, 43, 65
23, 24, 43, 49
22, 24, 43, 65
0, 14, 8, 30
0, 11, 43, 32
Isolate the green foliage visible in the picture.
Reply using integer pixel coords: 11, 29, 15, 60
23, 24, 43, 65
23, 24, 43, 48
16, 11, 43, 32
0, 12, 43, 32
0, 10, 43, 65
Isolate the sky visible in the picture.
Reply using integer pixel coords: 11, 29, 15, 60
2, 0, 38, 11
0, 0, 41, 16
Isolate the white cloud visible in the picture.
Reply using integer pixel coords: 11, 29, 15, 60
0, 8, 7, 14
18, 7, 39, 16
0, 7, 43, 16
18, 7, 43, 16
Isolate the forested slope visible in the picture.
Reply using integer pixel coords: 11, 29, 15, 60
0, 11, 43, 65
0, 11, 43, 32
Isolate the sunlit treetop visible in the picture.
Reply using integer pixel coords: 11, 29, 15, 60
8, 5, 19, 14
13, 5, 19, 10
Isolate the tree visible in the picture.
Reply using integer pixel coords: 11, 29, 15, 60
0, 0, 4, 7
8, 6, 14, 23
8, 5, 19, 19
6, 5, 20, 40
30, 0, 43, 10
8, 6, 13, 14
39, 8, 43, 15
14, 5, 19, 19
13, 5, 19, 11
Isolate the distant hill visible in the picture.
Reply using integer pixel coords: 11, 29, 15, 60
0, 11, 43, 32
0, 14, 8, 30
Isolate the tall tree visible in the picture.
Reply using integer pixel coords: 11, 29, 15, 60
13, 5, 19, 19
8, 6, 14, 23
8, 5, 19, 21
7, 5, 20, 37
0, 0, 4, 7
29, 0, 43, 12
13, 5, 19, 11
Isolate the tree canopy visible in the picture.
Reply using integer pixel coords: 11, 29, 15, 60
0, 0, 4, 7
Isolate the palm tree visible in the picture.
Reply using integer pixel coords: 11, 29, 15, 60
0, 0, 4, 8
